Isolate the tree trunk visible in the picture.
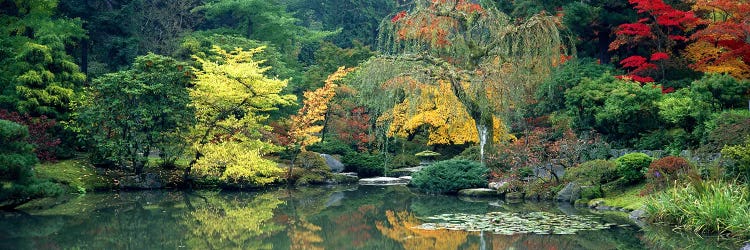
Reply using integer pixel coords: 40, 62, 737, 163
447, 77, 493, 164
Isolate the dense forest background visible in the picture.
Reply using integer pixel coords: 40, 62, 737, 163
1, 0, 750, 215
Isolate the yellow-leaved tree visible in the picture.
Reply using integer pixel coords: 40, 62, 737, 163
351, 0, 566, 162
186, 46, 296, 187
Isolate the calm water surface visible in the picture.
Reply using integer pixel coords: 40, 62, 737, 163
0, 185, 742, 249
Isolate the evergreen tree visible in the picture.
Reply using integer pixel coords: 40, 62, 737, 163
0, 119, 62, 209
0, 0, 86, 118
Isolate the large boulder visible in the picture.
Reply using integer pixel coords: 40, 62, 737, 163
556, 182, 581, 203
320, 154, 345, 173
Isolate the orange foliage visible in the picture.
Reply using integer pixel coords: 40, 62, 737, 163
391, 0, 485, 48
290, 67, 355, 150
688, 0, 750, 78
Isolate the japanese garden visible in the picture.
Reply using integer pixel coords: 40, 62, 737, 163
1, 0, 750, 249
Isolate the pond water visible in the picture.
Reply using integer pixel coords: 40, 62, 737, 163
0, 185, 743, 249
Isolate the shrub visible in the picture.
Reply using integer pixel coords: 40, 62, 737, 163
342, 152, 384, 178
721, 138, 750, 184
580, 186, 604, 200
644, 156, 694, 193
297, 151, 329, 170
389, 153, 420, 169
525, 178, 558, 200
700, 110, 750, 152
411, 159, 488, 194
0, 119, 62, 208
615, 153, 654, 184
646, 180, 750, 240
565, 159, 619, 186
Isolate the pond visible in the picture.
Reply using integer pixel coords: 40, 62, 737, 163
0, 185, 743, 249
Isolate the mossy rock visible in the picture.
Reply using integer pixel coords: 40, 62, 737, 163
328, 173, 358, 184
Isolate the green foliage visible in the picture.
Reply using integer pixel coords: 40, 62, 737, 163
535, 58, 617, 115
297, 151, 328, 170
188, 46, 294, 187
657, 88, 713, 134
389, 153, 420, 169
0, 0, 85, 118
635, 128, 689, 152
565, 159, 619, 186
647, 180, 750, 240
73, 54, 194, 173
295, 41, 373, 96
615, 153, 654, 184
411, 159, 488, 194
341, 152, 384, 178
0, 119, 62, 208
721, 138, 750, 184
565, 74, 619, 132
286, 0, 397, 47
691, 73, 750, 110
178, 32, 296, 82
580, 186, 604, 200
34, 159, 113, 192
700, 110, 750, 152
198, 0, 337, 63
525, 178, 558, 200
566, 75, 663, 145
596, 82, 663, 142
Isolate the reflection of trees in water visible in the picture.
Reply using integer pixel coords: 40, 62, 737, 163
288, 216, 324, 250
332, 204, 376, 248
182, 192, 284, 249
376, 210, 476, 250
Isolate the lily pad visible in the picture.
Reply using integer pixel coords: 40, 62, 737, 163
415, 211, 615, 235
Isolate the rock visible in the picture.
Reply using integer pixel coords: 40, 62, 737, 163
119, 173, 163, 189
320, 154, 345, 173
339, 172, 358, 178
629, 209, 647, 220
327, 173, 358, 184
556, 182, 582, 204
398, 176, 412, 181
358, 177, 410, 185
743, 243, 750, 250
458, 188, 498, 197
389, 167, 422, 177
488, 181, 508, 190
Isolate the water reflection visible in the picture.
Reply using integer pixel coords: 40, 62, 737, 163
0, 186, 744, 250
377, 210, 472, 250
182, 192, 283, 249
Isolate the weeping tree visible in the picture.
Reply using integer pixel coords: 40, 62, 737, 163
350, 0, 569, 162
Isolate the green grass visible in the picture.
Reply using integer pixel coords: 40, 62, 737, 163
646, 180, 750, 240
35, 159, 114, 192
589, 183, 647, 210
